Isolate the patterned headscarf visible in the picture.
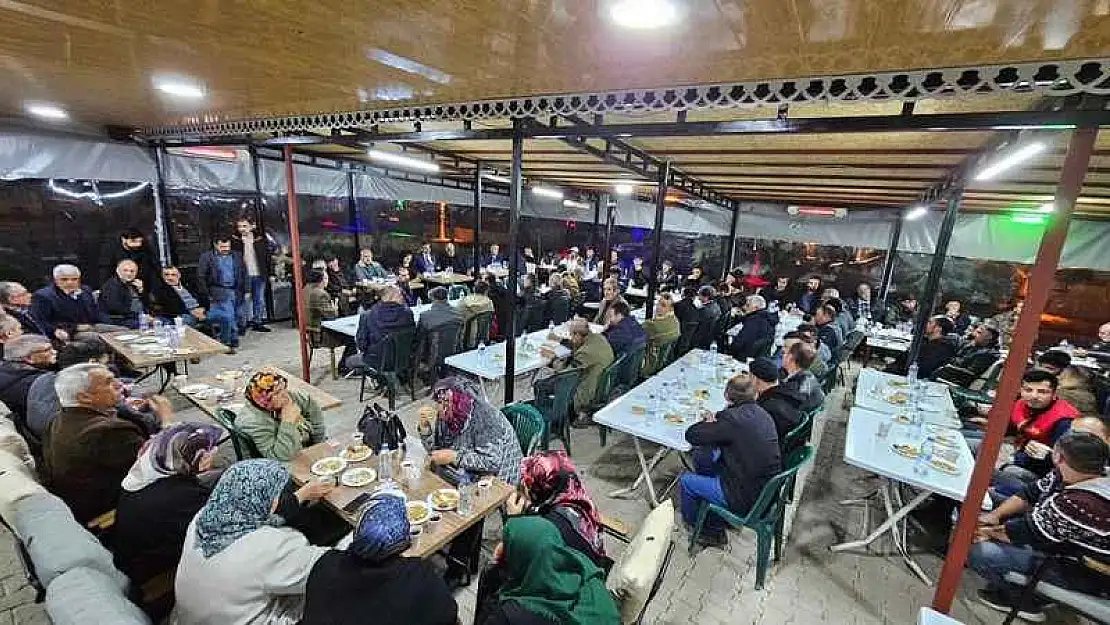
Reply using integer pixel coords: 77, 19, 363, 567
521, 451, 605, 556
122, 422, 223, 492
432, 377, 482, 435
349, 493, 411, 563
245, 370, 289, 414
193, 459, 289, 558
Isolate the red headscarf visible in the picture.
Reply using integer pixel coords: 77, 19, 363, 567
521, 451, 605, 556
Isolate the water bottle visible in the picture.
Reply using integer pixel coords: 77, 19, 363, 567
477, 342, 488, 367
548, 320, 556, 333
709, 342, 719, 381
458, 471, 474, 516
651, 394, 662, 423
914, 438, 933, 476
379, 443, 394, 483
907, 362, 919, 387
139, 313, 150, 332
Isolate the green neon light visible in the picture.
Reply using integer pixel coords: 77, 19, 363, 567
1010, 214, 1047, 225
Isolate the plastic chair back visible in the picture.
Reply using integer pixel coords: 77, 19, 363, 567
532, 367, 582, 449
425, 321, 463, 378
213, 408, 262, 460
463, 311, 494, 350
646, 338, 677, 376
502, 402, 546, 456
593, 353, 628, 407
734, 445, 813, 527
447, 285, 470, 301
617, 345, 646, 389
781, 409, 815, 453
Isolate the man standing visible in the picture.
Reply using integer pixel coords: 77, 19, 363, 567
233, 216, 271, 333
602, 300, 647, 358
108, 227, 160, 284
196, 234, 247, 351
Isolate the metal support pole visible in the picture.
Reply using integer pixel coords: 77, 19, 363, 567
723, 200, 741, 280
473, 160, 483, 275
248, 145, 276, 321
932, 126, 1098, 613
503, 121, 525, 404
903, 193, 961, 373
591, 193, 603, 250
283, 146, 311, 382
877, 216, 904, 307
346, 171, 360, 256
645, 161, 671, 319
150, 146, 172, 267
602, 196, 616, 281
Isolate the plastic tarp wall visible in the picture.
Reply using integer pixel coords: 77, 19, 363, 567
613, 197, 731, 235
735, 202, 1110, 270
0, 130, 155, 182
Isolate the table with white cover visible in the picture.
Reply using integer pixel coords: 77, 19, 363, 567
831, 368, 973, 584
593, 349, 747, 506
865, 326, 913, 353
321, 301, 459, 338
444, 329, 571, 401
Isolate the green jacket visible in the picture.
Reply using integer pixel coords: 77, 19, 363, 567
303, 284, 337, 332
236, 391, 326, 462
560, 333, 614, 413
458, 294, 495, 344
641, 313, 680, 375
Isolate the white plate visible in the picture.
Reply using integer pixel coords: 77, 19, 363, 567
429, 488, 460, 511
131, 336, 160, 344
340, 445, 373, 462
178, 384, 211, 395
311, 457, 348, 477
406, 501, 430, 525
114, 333, 140, 342
340, 467, 377, 488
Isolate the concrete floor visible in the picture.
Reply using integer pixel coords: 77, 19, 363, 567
1, 323, 1094, 624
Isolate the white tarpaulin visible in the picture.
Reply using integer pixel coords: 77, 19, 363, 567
0, 131, 155, 182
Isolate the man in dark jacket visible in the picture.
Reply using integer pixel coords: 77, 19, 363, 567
195, 234, 248, 350
30, 264, 111, 340
0, 335, 56, 436
813, 304, 843, 354
99, 260, 149, 329
354, 286, 415, 369
0, 281, 50, 337
107, 228, 160, 285
749, 357, 804, 444
914, 316, 958, 378
692, 286, 722, 350
680, 374, 782, 545
933, 324, 1001, 386
602, 300, 647, 358
415, 287, 464, 378
730, 294, 777, 360
149, 266, 207, 326
672, 285, 699, 326
780, 340, 825, 411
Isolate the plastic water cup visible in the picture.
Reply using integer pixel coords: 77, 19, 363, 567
877, 421, 892, 440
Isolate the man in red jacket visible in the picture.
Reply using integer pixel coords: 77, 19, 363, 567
966, 369, 1078, 457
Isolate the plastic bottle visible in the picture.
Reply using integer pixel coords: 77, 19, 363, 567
458, 471, 474, 516
914, 438, 933, 476
379, 443, 393, 483
548, 320, 556, 333
477, 342, 488, 367
907, 362, 919, 386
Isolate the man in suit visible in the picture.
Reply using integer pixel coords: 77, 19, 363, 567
542, 319, 614, 423
0, 281, 50, 337
31, 264, 113, 341
414, 242, 438, 275
233, 216, 271, 333
195, 234, 248, 351
484, 244, 506, 268
441, 242, 468, 274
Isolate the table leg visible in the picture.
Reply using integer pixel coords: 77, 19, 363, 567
829, 489, 931, 553
607, 439, 669, 506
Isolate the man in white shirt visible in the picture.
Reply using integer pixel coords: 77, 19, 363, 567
234, 217, 271, 333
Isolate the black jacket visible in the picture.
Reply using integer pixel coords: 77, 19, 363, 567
113, 475, 212, 584
692, 300, 722, 349
685, 400, 782, 514
933, 341, 1000, 385
30, 285, 109, 337
757, 383, 806, 445
2, 306, 48, 337
0, 362, 47, 424
302, 553, 457, 625
730, 309, 777, 360
356, 302, 415, 366
98, 276, 148, 327
195, 250, 248, 306
108, 243, 160, 284
917, 336, 958, 379
149, 278, 203, 317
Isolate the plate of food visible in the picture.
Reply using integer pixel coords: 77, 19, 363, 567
630, 404, 646, 415
892, 412, 913, 424
663, 413, 685, 425
407, 500, 430, 525
430, 488, 460, 511
693, 389, 710, 401
178, 384, 211, 395
340, 444, 372, 462
114, 333, 140, 342
930, 457, 959, 475
891, 443, 920, 459
884, 391, 910, 405
310, 457, 348, 477
340, 467, 376, 488
131, 336, 160, 344
173, 348, 194, 356
888, 379, 910, 388
217, 370, 243, 381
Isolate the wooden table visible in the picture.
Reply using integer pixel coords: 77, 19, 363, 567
290, 442, 513, 559
422, 273, 473, 286
176, 366, 342, 418
102, 327, 229, 390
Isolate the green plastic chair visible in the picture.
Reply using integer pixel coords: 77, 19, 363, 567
618, 345, 646, 388
688, 445, 814, 589
592, 353, 628, 448
462, 311, 494, 350
213, 408, 263, 461
645, 338, 678, 377
502, 402, 546, 457
781, 408, 817, 454
447, 284, 470, 300
530, 367, 582, 454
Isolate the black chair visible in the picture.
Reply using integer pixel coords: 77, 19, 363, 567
523, 297, 548, 332
674, 321, 700, 357
462, 311, 494, 351
419, 321, 463, 388
359, 328, 417, 407
529, 367, 583, 454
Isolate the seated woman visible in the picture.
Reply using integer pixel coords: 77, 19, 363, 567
114, 423, 223, 590
420, 377, 523, 584
301, 493, 457, 625
173, 459, 333, 625
477, 516, 620, 625
237, 369, 326, 462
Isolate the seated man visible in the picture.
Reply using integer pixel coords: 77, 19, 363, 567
779, 339, 825, 411
680, 374, 782, 546
730, 294, 776, 360
933, 324, 1001, 386
352, 248, 389, 282
602, 299, 647, 358
691, 286, 722, 350
99, 259, 148, 328
992, 415, 1109, 501
1034, 349, 1070, 376
0, 335, 56, 435
1082, 321, 1110, 364
813, 304, 843, 354
943, 300, 971, 335
0, 314, 19, 360
31, 264, 113, 341
542, 319, 614, 423
794, 324, 832, 373
458, 280, 496, 344
642, 293, 680, 374
970, 432, 1110, 622
656, 260, 679, 293
325, 255, 356, 314
1056, 365, 1098, 415
303, 269, 338, 333
892, 316, 956, 378
353, 286, 415, 370
41, 363, 171, 524
749, 356, 804, 444
395, 267, 419, 306
884, 293, 918, 326
415, 287, 464, 379
673, 285, 699, 326
149, 266, 207, 327
0, 281, 50, 336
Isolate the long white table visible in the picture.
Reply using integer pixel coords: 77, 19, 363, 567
593, 349, 747, 505
444, 329, 572, 400
831, 369, 973, 584
321, 301, 460, 338
855, 368, 960, 428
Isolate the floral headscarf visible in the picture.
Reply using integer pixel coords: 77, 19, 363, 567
122, 422, 223, 492
431, 377, 482, 435
193, 459, 289, 558
521, 451, 605, 557
245, 370, 288, 414
349, 494, 411, 563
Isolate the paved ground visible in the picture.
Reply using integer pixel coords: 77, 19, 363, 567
0, 324, 1093, 623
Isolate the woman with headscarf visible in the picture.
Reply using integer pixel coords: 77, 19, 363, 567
300, 494, 457, 625
113, 422, 223, 589
236, 369, 326, 462
478, 516, 620, 625
420, 376, 523, 585
173, 459, 333, 625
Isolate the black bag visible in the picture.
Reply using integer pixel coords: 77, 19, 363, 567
356, 403, 407, 453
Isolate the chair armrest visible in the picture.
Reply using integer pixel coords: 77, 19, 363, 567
601, 515, 632, 542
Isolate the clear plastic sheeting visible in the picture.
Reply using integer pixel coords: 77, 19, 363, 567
356, 174, 509, 210
0, 131, 155, 182
613, 197, 732, 235
162, 150, 255, 191
257, 159, 347, 197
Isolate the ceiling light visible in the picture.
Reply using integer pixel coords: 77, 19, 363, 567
563, 199, 591, 209
974, 142, 1046, 181
153, 76, 206, 99
609, 0, 680, 29
1038, 202, 1055, 213
368, 149, 440, 173
24, 102, 68, 121
614, 184, 634, 196
531, 186, 565, 200
905, 206, 929, 220
482, 172, 512, 184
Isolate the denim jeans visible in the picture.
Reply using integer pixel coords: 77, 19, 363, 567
239, 275, 267, 326
969, 540, 1046, 604
207, 299, 239, 347
679, 472, 729, 535
991, 465, 1040, 500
